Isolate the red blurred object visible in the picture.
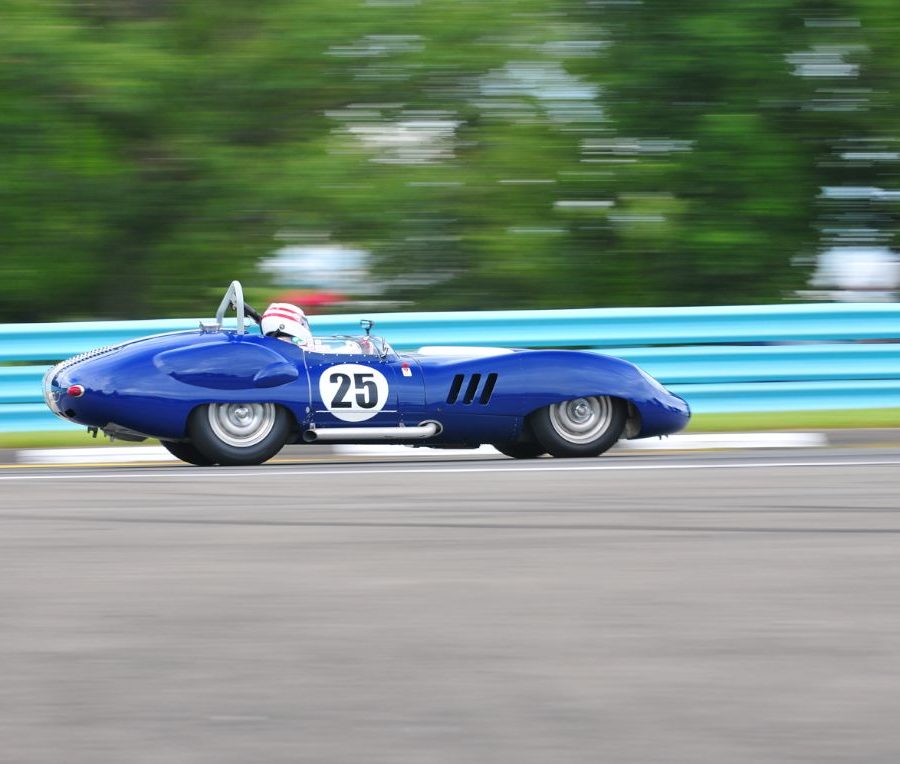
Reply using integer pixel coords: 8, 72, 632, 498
66, 384, 85, 398
273, 290, 346, 312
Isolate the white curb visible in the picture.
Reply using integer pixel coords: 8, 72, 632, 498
334, 432, 828, 457
19, 446, 179, 465
16, 432, 828, 465
333, 444, 499, 458
617, 432, 827, 451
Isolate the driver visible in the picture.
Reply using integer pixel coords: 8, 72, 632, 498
261, 302, 313, 347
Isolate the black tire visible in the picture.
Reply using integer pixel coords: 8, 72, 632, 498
160, 440, 217, 466
188, 403, 292, 466
492, 441, 547, 459
529, 395, 626, 458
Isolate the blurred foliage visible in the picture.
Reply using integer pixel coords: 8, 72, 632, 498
1, 0, 899, 319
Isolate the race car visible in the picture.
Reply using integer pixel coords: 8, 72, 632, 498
43, 281, 690, 465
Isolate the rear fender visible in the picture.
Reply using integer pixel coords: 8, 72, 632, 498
47, 331, 312, 441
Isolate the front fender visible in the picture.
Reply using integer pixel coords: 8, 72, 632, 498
416, 349, 689, 439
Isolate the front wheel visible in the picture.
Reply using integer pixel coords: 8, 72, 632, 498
188, 402, 291, 466
529, 395, 626, 458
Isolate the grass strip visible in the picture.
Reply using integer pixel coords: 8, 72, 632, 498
687, 408, 900, 432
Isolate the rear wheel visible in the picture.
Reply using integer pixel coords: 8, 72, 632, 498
188, 402, 291, 466
160, 440, 216, 466
492, 441, 547, 459
530, 395, 626, 458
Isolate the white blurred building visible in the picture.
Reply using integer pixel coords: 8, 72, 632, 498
807, 246, 900, 302
259, 244, 371, 292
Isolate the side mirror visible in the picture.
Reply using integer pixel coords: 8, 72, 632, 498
360, 319, 374, 336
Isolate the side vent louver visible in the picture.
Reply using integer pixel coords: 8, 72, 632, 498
447, 372, 499, 405
479, 373, 498, 404
463, 374, 482, 404
447, 374, 464, 404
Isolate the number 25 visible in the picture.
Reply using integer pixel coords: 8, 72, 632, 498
330, 372, 378, 409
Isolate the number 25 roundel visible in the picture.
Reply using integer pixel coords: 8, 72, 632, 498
319, 363, 390, 422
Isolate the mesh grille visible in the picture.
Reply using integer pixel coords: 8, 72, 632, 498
53, 344, 121, 374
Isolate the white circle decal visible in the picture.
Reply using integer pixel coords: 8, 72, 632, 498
319, 364, 390, 423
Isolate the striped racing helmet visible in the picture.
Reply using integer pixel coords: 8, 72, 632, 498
261, 303, 312, 346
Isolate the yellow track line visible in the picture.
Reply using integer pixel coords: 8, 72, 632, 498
0, 457, 335, 470
0, 454, 502, 471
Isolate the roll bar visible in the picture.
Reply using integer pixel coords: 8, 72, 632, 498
201, 280, 260, 334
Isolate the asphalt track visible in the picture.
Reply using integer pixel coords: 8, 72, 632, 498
2, 448, 900, 763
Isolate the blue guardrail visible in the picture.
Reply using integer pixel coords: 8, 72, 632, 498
2, 303, 900, 432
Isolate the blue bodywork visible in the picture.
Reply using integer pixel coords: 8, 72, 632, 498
43, 329, 689, 445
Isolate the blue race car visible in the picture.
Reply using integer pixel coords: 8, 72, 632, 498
43, 282, 689, 465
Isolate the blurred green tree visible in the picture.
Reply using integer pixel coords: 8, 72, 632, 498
0, 0, 897, 319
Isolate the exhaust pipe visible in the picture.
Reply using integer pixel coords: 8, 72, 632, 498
303, 421, 441, 443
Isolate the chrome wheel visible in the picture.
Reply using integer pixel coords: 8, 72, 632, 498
207, 402, 276, 448
189, 403, 291, 466
548, 396, 614, 444
530, 395, 626, 458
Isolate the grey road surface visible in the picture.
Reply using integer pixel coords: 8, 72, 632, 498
1, 449, 900, 763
